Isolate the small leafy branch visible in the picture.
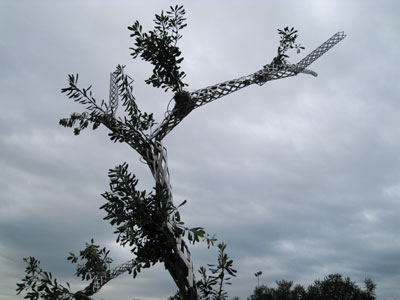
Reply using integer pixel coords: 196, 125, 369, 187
271, 26, 305, 65
59, 65, 155, 158
67, 239, 113, 281
17, 242, 115, 300
59, 64, 155, 131
17, 257, 74, 300
197, 243, 237, 300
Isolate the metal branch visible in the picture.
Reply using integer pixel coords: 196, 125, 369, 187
150, 31, 345, 141
188, 64, 316, 106
295, 31, 346, 71
88, 259, 138, 294
145, 141, 197, 299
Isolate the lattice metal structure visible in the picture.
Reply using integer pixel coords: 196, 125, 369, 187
109, 71, 119, 116
84, 31, 345, 299
90, 259, 137, 293
145, 140, 197, 298
295, 31, 346, 70
150, 31, 346, 140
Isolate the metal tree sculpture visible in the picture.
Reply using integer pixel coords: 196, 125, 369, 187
89, 30, 346, 299
17, 6, 345, 300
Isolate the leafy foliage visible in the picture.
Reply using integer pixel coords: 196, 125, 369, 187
17, 242, 115, 299
100, 162, 217, 277
176, 217, 218, 248
60, 65, 155, 157
247, 273, 376, 300
16, 257, 75, 300
270, 27, 305, 66
100, 163, 174, 275
128, 5, 187, 92
196, 243, 237, 300
60, 65, 155, 133
67, 239, 113, 281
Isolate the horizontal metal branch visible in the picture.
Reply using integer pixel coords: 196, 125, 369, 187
150, 31, 345, 141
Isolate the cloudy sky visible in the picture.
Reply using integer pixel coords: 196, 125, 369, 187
1, 1, 400, 299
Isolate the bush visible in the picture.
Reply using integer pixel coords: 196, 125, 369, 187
248, 273, 376, 300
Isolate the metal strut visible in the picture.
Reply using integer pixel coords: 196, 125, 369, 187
146, 141, 197, 299
296, 31, 346, 70
109, 71, 119, 116
89, 259, 137, 294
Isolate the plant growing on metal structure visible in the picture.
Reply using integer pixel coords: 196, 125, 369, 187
17, 5, 345, 300
271, 26, 305, 65
129, 5, 187, 92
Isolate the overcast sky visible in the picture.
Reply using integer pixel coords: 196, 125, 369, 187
1, 1, 400, 300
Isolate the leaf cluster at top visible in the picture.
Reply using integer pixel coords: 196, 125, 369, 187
128, 5, 187, 92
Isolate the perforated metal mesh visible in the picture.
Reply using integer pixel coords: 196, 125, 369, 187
147, 141, 195, 291
295, 31, 346, 71
109, 71, 119, 115
91, 259, 137, 293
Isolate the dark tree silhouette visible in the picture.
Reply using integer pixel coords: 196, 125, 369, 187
248, 273, 376, 300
